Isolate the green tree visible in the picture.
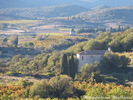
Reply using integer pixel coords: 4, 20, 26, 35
109, 38, 123, 52
101, 52, 120, 72
2, 37, 8, 47
121, 33, 133, 52
30, 75, 73, 98
80, 62, 100, 81
96, 32, 111, 40
69, 54, 77, 78
119, 55, 130, 68
48, 75, 72, 98
2, 37, 8, 43
23, 42, 34, 48
9, 35, 18, 47
30, 80, 53, 98
83, 39, 102, 50
60, 54, 69, 75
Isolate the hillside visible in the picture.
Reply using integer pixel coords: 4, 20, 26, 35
0, 0, 90, 8
75, 6, 133, 27
37, 6, 133, 28
1, 6, 133, 28
0, 4, 88, 20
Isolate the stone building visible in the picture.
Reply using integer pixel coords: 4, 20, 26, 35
70, 28, 75, 36
76, 49, 111, 72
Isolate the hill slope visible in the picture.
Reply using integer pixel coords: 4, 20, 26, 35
38, 6, 133, 28
76, 6, 133, 27
0, 4, 88, 20
0, 5, 133, 28
0, 0, 95, 8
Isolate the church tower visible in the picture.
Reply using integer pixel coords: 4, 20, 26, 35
70, 28, 75, 36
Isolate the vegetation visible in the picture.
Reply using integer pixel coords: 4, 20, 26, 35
32, 35, 88, 52
117, 52, 133, 66
0, 20, 39, 24
101, 52, 130, 70
78, 62, 102, 82
61, 54, 69, 75
0, 14, 133, 100
9, 35, 18, 47
77, 26, 128, 34
0, 4, 87, 20
1, 5, 133, 28
0, 80, 132, 99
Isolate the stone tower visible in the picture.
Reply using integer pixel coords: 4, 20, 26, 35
70, 28, 75, 36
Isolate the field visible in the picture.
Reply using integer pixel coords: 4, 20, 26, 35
0, 20, 73, 36
33, 35, 84, 48
0, 20, 40, 24
38, 33, 67, 36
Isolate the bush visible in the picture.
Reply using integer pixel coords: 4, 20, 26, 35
83, 88, 106, 100
48, 75, 73, 98
107, 87, 131, 98
29, 80, 53, 98
0, 94, 12, 100
29, 75, 73, 99
79, 62, 101, 82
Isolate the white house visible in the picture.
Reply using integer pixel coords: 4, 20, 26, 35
77, 49, 110, 72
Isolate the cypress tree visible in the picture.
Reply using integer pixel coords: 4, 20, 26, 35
69, 54, 77, 79
9, 35, 18, 47
61, 54, 69, 75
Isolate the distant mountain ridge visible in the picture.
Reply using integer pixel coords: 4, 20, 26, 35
0, 1, 133, 28
0, 4, 88, 20
0, 0, 133, 9
73, 6, 133, 27
92, 5, 110, 11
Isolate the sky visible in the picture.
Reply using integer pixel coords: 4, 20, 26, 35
82, 0, 133, 7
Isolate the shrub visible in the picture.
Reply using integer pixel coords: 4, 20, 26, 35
48, 75, 73, 98
29, 80, 53, 98
80, 62, 101, 82
83, 88, 106, 100
107, 87, 131, 98
29, 75, 73, 98
0, 94, 12, 100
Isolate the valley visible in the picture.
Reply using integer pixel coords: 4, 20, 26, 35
0, 1, 133, 100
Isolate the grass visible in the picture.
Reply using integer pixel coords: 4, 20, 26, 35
33, 35, 82, 48
0, 20, 40, 24
59, 28, 79, 31
38, 33, 68, 36
59, 28, 71, 31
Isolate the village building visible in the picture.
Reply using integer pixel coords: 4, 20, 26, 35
77, 48, 111, 72
70, 28, 76, 36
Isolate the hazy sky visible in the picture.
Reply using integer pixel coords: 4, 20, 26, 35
82, 0, 133, 6
82, 0, 96, 2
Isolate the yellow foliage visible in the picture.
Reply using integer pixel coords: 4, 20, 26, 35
33, 35, 85, 48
